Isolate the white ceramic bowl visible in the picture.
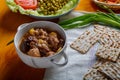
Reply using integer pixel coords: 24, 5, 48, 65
14, 21, 68, 68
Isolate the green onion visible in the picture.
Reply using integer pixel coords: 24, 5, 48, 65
96, 11, 115, 21
61, 16, 96, 29
59, 9, 120, 29
107, 13, 120, 23
98, 5, 120, 23
94, 17, 120, 28
59, 13, 96, 25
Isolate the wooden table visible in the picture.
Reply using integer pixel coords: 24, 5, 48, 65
0, 0, 97, 80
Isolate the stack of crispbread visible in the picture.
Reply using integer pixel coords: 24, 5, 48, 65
98, 59, 120, 80
96, 25, 120, 62
70, 25, 120, 80
84, 57, 120, 80
83, 69, 110, 80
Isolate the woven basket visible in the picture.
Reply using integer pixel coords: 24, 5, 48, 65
93, 0, 120, 10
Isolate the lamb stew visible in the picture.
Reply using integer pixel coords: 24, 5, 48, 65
19, 27, 64, 57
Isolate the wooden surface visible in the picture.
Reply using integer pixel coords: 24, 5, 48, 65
0, 0, 97, 80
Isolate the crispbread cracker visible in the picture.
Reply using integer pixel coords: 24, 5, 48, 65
98, 25, 120, 47
94, 25, 107, 34
70, 30, 91, 53
98, 58, 120, 80
96, 28, 120, 62
92, 59, 107, 69
83, 69, 110, 80
94, 24, 120, 34
96, 44, 120, 62
98, 29, 120, 47
70, 30, 102, 54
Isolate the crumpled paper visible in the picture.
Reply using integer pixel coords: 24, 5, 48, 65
44, 11, 99, 80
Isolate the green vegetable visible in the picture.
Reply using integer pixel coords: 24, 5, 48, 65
39, 0, 69, 15
96, 11, 115, 21
94, 16, 120, 28
61, 16, 96, 29
59, 13, 96, 25
59, 10, 120, 29
107, 13, 120, 23
97, 5, 120, 23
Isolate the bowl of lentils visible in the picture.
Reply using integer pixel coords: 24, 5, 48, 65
6, 0, 79, 19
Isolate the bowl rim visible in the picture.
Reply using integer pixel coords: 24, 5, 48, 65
93, 0, 120, 6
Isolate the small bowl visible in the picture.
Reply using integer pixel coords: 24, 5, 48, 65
14, 21, 68, 68
93, 0, 120, 10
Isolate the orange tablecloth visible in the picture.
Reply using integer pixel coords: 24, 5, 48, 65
0, 0, 97, 80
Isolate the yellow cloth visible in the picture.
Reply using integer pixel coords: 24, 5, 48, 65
75, 0, 97, 12
0, 0, 97, 80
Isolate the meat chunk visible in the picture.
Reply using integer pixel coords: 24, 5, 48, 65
38, 43, 50, 52
27, 48, 40, 57
37, 29, 48, 40
48, 32, 59, 50
39, 29, 48, 36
